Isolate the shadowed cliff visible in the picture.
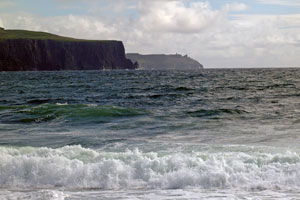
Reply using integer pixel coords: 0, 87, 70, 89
0, 28, 137, 71
126, 53, 203, 70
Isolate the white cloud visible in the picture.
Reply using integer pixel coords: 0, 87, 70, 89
137, 1, 222, 33
224, 3, 248, 12
0, 13, 118, 40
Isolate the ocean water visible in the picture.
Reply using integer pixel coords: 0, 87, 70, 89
1, 69, 300, 199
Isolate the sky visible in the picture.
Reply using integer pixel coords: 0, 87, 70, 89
1, 0, 300, 68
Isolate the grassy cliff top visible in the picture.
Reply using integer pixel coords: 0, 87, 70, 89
0, 27, 116, 42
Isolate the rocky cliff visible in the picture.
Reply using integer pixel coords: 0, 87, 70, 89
126, 53, 203, 70
0, 28, 137, 71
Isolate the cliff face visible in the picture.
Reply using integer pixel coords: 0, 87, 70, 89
126, 53, 203, 70
0, 29, 137, 71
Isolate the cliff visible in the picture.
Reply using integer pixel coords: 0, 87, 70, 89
126, 53, 203, 70
0, 28, 137, 71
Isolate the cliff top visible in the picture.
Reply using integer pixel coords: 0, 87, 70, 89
0, 27, 115, 42
128, 53, 190, 58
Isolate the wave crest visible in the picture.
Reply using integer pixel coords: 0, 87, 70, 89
0, 146, 300, 190
0, 104, 146, 123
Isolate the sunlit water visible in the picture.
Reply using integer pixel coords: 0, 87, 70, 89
1, 69, 300, 199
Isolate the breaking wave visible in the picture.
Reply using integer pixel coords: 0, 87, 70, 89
0, 145, 300, 190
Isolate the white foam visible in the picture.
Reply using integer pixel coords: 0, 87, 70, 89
55, 103, 68, 106
0, 145, 300, 190
0, 190, 69, 200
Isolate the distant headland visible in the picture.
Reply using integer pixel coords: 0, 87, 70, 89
126, 53, 203, 70
0, 27, 137, 71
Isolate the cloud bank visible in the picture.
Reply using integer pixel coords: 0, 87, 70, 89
0, 0, 300, 68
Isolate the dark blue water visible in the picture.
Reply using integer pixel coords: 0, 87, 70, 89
1, 69, 300, 199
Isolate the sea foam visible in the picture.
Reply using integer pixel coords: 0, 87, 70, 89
0, 145, 300, 190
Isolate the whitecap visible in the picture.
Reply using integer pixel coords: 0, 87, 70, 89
0, 146, 300, 191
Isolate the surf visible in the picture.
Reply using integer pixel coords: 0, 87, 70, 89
1, 145, 300, 191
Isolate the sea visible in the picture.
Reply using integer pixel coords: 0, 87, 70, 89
1, 69, 300, 200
